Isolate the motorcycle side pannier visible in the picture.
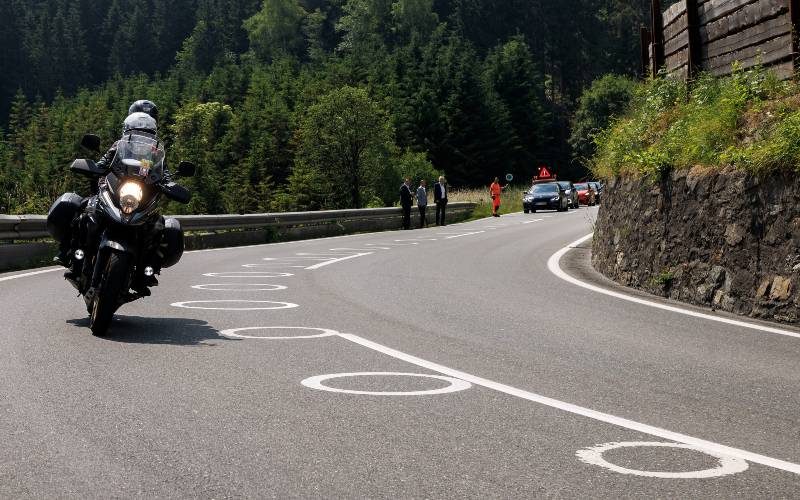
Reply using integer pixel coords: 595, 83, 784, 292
160, 217, 184, 268
46, 193, 84, 241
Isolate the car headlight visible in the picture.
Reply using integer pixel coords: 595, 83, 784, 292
119, 181, 143, 214
551, 196, 560, 201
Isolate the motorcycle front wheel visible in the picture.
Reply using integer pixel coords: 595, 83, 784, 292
90, 251, 130, 336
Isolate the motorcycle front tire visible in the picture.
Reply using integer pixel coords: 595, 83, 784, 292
90, 251, 129, 336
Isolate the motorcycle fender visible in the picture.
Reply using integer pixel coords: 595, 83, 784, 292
99, 237, 136, 256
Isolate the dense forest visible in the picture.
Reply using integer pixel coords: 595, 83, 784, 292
0, 0, 649, 214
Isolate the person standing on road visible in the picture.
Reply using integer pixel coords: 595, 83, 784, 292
400, 177, 413, 230
416, 179, 428, 228
490, 177, 507, 217
434, 175, 448, 226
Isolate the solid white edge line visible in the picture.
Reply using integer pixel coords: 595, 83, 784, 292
0, 267, 62, 282
337, 333, 800, 475
547, 234, 800, 340
305, 252, 374, 270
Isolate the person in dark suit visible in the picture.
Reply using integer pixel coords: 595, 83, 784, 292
434, 175, 448, 226
399, 177, 413, 230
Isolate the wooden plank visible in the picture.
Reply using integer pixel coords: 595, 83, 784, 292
665, 29, 690, 56
706, 31, 794, 70
665, 14, 690, 41
667, 64, 690, 80
664, 0, 688, 27
701, 14, 791, 60
790, 0, 800, 74
699, 0, 760, 25
702, 0, 787, 42
708, 58, 794, 76
666, 48, 690, 71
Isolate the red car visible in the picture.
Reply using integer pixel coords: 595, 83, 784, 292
573, 183, 597, 206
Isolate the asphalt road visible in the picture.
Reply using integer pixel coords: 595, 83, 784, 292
2, 206, 800, 498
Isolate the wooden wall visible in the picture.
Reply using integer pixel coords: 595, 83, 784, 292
646, 0, 798, 80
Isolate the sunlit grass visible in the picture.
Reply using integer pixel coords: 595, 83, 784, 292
449, 186, 526, 219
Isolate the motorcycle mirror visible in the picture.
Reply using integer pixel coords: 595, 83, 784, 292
80, 134, 102, 153
177, 161, 196, 178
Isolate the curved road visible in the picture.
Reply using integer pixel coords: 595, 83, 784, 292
2, 207, 800, 497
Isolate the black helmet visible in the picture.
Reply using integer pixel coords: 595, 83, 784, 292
128, 100, 158, 121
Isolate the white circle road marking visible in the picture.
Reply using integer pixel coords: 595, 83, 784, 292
576, 442, 749, 479
171, 300, 299, 311
220, 326, 339, 340
204, 272, 294, 278
301, 372, 472, 396
191, 284, 288, 291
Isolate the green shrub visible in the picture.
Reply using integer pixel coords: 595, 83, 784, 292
592, 66, 799, 179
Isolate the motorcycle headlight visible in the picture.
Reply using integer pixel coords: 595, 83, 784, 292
119, 181, 143, 214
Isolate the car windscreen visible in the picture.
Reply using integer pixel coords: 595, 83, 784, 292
557, 182, 571, 189
531, 184, 558, 194
574, 183, 589, 190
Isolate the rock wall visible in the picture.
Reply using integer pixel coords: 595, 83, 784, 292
592, 166, 800, 323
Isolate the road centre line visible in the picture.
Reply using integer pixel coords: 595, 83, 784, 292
336, 332, 800, 475
523, 219, 544, 224
0, 267, 61, 282
305, 252, 374, 270
440, 231, 485, 239
548, 234, 800, 340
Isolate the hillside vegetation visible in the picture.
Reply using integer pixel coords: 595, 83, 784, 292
593, 66, 800, 180
0, 0, 650, 214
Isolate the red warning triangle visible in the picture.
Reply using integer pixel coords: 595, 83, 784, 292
538, 166, 552, 179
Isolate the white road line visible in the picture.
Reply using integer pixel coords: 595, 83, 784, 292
523, 219, 544, 224
441, 231, 485, 239
337, 332, 800, 475
548, 234, 800, 340
0, 267, 61, 282
305, 252, 373, 270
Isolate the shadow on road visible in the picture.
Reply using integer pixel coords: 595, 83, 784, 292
66, 316, 234, 346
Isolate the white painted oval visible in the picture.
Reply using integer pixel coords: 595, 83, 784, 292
576, 441, 749, 479
220, 326, 339, 340
191, 284, 288, 291
171, 300, 299, 311
301, 372, 472, 396
204, 272, 294, 278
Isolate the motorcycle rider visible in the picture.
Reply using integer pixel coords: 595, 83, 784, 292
53, 101, 161, 267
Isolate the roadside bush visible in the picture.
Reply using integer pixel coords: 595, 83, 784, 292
592, 66, 798, 179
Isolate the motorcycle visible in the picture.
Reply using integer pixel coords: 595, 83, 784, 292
47, 132, 195, 336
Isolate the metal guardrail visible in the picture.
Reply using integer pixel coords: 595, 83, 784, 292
0, 203, 476, 241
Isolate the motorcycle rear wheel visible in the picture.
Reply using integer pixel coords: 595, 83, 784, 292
90, 251, 130, 336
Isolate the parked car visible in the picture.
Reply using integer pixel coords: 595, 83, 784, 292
556, 180, 580, 209
573, 182, 597, 206
589, 181, 603, 204
523, 182, 569, 213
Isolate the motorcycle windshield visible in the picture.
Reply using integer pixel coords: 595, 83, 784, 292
114, 132, 165, 183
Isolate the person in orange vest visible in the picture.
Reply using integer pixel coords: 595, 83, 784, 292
489, 177, 507, 217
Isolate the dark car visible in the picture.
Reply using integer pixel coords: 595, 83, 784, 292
556, 180, 580, 209
523, 182, 569, 213
589, 181, 603, 204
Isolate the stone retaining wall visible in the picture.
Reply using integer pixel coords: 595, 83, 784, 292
592, 166, 800, 323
